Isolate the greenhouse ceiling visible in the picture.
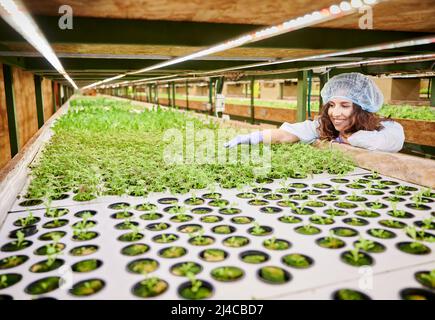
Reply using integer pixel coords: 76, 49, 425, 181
0, 0, 434, 88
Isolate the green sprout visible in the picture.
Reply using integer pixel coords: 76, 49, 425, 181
356, 237, 375, 252
178, 262, 198, 276
14, 230, 26, 248
189, 229, 208, 245
19, 209, 36, 227
419, 270, 435, 288
187, 273, 202, 293
323, 231, 343, 248
390, 202, 406, 218
346, 246, 363, 263
0, 275, 8, 288
251, 222, 266, 235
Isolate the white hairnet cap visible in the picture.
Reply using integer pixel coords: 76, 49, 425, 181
320, 72, 384, 113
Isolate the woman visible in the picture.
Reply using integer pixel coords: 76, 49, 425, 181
224, 72, 405, 153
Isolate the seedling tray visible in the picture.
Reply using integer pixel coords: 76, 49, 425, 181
1, 169, 434, 300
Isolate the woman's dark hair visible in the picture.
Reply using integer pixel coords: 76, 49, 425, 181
318, 101, 387, 141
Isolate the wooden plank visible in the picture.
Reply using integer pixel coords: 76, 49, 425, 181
23, 0, 435, 32
314, 140, 435, 188
12, 66, 38, 149
394, 118, 435, 147
0, 63, 11, 169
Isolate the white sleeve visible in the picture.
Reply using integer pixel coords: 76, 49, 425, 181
347, 121, 405, 153
279, 119, 320, 144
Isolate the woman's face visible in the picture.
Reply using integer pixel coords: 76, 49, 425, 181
327, 98, 354, 132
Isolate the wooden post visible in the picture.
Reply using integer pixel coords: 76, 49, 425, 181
51, 81, 57, 112
250, 77, 255, 124
186, 80, 189, 110
167, 84, 171, 106
319, 73, 329, 108
297, 70, 308, 122
172, 82, 176, 108
57, 83, 61, 106
34, 75, 45, 128
430, 77, 435, 107
148, 85, 152, 103
155, 84, 159, 106
2, 64, 19, 156
209, 78, 213, 115
279, 82, 284, 100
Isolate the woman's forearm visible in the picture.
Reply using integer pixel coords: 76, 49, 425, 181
262, 129, 300, 144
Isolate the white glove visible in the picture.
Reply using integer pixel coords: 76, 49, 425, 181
224, 131, 263, 148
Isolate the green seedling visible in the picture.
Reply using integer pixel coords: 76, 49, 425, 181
189, 229, 208, 245
178, 262, 198, 276
14, 230, 26, 248
250, 222, 266, 235
128, 224, 143, 241
187, 273, 202, 293
154, 223, 168, 231
370, 229, 388, 238
421, 188, 433, 198
325, 207, 343, 217
390, 202, 406, 218
421, 217, 433, 230
419, 270, 435, 288
323, 231, 343, 248
264, 207, 276, 214
0, 275, 8, 288
368, 201, 384, 210
19, 209, 37, 227
346, 245, 363, 263
160, 234, 177, 243
289, 203, 308, 215
356, 237, 375, 252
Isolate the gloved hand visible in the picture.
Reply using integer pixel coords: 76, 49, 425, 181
224, 131, 263, 148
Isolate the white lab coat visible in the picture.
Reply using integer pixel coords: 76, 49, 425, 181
279, 119, 405, 153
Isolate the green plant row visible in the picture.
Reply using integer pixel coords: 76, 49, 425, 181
25, 97, 355, 201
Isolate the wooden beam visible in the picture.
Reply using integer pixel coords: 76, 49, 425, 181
1, 17, 429, 50
2, 64, 19, 156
